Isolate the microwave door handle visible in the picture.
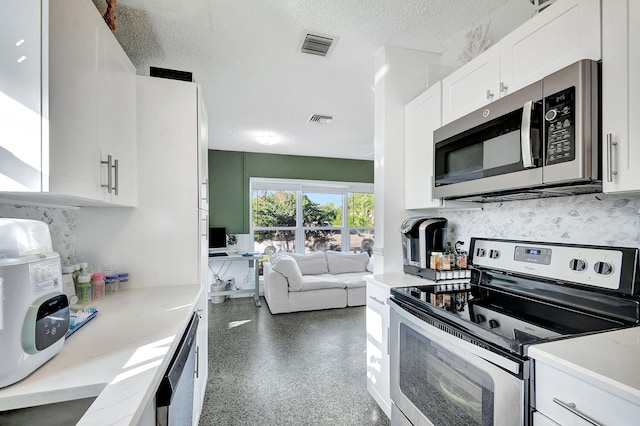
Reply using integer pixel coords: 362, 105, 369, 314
520, 100, 535, 169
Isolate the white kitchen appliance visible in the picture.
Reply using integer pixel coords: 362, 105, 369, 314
0, 218, 70, 389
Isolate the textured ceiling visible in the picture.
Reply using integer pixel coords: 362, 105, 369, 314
91, 0, 512, 160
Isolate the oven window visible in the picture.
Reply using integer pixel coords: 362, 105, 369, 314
399, 323, 495, 425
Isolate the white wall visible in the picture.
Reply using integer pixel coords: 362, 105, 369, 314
373, 46, 443, 274
440, 0, 535, 69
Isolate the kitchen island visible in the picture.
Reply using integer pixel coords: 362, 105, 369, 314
0, 285, 203, 425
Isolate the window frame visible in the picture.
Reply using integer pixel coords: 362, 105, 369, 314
250, 178, 374, 254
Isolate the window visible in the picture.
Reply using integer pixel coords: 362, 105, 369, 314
251, 178, 374, 255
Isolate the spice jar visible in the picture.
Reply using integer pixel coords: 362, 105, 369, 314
91, 272, 105, 300
76, 274, 92, 303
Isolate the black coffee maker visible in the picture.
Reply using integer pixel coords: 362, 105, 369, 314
400, 217, 448, 278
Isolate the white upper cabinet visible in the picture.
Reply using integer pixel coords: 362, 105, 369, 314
96, 19, 137, 206
0, 0, 45, 192
442, 0, 601, 125
602, 0, 640, 194
0, 0, 136, 206
500, 0, 600, 96
48, 0, 102, 200
442, 45, 500, 124
405, 82, 443, 210
197, 86, 209, 212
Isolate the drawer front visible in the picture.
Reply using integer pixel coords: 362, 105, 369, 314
534, 361, 640, 425
366, 282, 390, 308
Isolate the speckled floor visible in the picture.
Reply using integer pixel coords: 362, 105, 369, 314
199, 297, 390, 426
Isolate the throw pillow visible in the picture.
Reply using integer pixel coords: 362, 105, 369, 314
325, 251, 370, 274
271, 254, 304, 291
289, 252, 329, 275
366, 255, 374, 273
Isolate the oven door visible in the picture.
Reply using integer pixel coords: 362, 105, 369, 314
389, 299, 526, 426
433, 80, 543, 200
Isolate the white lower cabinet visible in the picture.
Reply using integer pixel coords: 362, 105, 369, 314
602, 0, 640, 194
193, 292, 208, 425
365, 279, 392, 417
532, 360, 640, 425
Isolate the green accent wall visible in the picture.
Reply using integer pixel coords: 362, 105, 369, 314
208, 150, 374, 234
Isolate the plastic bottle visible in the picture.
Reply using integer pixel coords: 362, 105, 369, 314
105, 274, 120, 294
118, 272, 129, 289
72, 264, 82, 284
91, 272, 105, 300
61, 265, 79, 305
76, 274, 92, 303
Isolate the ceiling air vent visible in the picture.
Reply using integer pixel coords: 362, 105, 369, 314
301, 33, 334, 56
308, 114, 334, 124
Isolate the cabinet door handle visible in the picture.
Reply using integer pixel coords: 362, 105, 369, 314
101, 155, 113, 194
386, 327, 390, 355
552, 398, 603, 426
486, 89, 494, 99
195, 345, 200, 379
201, 218, 208, 237
113, 158, 119, 195
606, 133, 618, 182
368, 295, 386, 305
500, 82, 508, 93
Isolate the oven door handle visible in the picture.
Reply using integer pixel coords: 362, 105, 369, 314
521, 100, 535, 169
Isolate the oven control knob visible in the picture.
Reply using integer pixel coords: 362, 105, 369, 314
569, 258, 587, 271
489, 319, 500, 329
490, 250, 500, 259
595, 261, 613, 275
476, 248, 486, 257
475, 314, 486, 324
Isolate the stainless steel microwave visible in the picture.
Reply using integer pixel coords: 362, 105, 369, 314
433, 59, 601, 202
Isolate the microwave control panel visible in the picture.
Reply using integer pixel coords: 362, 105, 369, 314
544, 87, 575, 165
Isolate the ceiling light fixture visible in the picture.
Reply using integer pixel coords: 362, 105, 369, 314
252, 131, 281, 146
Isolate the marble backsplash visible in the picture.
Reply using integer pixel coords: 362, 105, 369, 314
443, 193, 640, 249
0, 204, 77, 263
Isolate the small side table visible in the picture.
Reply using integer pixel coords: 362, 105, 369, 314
208, 254, 262, 307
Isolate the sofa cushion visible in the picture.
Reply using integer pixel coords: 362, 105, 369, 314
289, 252, 329, 275
325, 251, 370, 274
335, 272, 367, 288
299, 274, 347, 291
270, 254, 304, 291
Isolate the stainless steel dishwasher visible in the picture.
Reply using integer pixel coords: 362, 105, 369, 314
156, 312, 199, 426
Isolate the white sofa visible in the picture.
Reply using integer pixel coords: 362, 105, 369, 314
263, 251, 373, 314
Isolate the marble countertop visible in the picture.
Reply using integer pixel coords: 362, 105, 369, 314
0, 284, 202, 425
529, 326, 640, 406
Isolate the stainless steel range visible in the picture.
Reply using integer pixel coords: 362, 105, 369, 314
389, 237, 640, 426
